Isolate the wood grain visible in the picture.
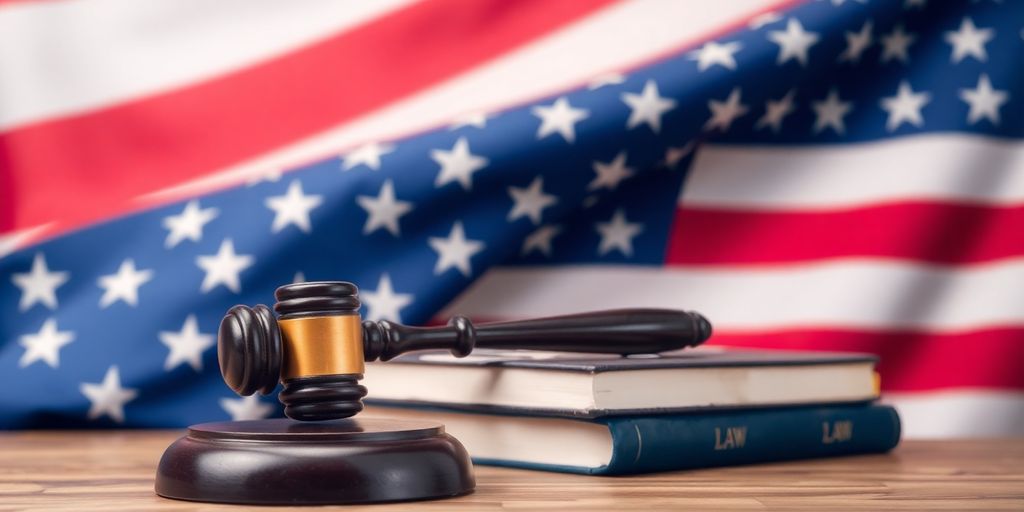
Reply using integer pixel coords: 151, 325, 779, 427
0, 431, 1021, 511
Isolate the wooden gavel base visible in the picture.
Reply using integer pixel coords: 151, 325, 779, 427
155, 418, 475, 505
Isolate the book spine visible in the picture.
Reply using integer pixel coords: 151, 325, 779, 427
599, 404, 901, 475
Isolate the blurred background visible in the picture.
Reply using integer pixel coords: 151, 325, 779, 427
1, 0, 1021, 437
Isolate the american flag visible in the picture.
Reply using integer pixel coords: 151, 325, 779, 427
1, 0, 1021, 437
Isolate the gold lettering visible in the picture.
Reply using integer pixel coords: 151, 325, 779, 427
714, 426, 748, 450
822, 420, 854, 444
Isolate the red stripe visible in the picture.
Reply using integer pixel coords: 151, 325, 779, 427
709, 328, 1024, 392
0, 0, 615, 237
666, 202, 1024, 265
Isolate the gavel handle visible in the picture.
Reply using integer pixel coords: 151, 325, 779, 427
361, 308, 712, 362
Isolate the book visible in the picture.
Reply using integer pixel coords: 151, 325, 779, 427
362, 347, 880, 417
363, 403, 901, 475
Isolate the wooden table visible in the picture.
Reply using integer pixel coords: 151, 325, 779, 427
0, 432, 1021, 511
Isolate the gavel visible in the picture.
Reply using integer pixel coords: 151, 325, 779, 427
218, 281, 713, 421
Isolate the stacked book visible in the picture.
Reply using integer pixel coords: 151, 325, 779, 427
360, 347, 901, 475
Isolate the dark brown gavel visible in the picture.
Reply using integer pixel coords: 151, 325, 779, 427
218, 281, 712, 421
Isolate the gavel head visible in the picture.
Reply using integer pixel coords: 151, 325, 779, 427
218, 281, 368, 421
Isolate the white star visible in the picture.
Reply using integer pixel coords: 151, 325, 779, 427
97, 259, 154, 308
838, 21, 873, 63
944, 18, 994, 63
767, 18, 820, 66
880, 25, 915, 63
596, 209, 643, 257
196, 239, 254, 293
756, 90, 797, 133
704, 88, 749, 132
507, 177, 558, 225
749, 12, 782, 30
521, 225, 562, 257
450, 111, 490, 130
80, 366, 137, 423
589, 152, 634, 191
688, 41, 743, 71
532, 97, 590, 143
265, 180, 323, 234
293, 271, 306, 284
664, 142, 695, 169
356, 179, 413, 236
342, 142, 394, 171
432, 137, 489, 191
220, 395, 273, 421
428, 222, 485, 277
11, 253, 69, 311
880, 81, 931, 131
622, 80, 676, 133
812, 89, 853, 135
960, 74, 1009, 125
587, 72, 626, 90
361, 274, 414, 322
163, 200, 218, 249
18, 318, 74, 369
160, 315, 214, 372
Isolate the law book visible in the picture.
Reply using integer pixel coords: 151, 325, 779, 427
361, 347, 880, 417
363, 403, 902, 475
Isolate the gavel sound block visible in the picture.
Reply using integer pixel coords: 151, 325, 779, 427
155, 282, 712, 505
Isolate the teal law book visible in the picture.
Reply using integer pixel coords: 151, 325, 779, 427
364, 403, 902, 475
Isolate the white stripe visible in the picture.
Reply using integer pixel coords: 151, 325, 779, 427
683, 135, 1024, 210
884, 390, 1024, 438
144, 0, 782, 201
442, 263, 1024, 331
0, 0, 417, 130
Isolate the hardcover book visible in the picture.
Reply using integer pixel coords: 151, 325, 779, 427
362, 347, 880, 417
363, 403, 902, 475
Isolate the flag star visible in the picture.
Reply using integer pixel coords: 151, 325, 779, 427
838, 21, 873, 63
522, 225, 563, 257
812, 89, 853, 135
159, 315, 214, 372
767, 18, 820, 66
622, 80, 676, 133
220, 395, 274, 421
595, 209, 644, 257
589, 152, 635, 191
432, 137, 489, 191
361, 274, 414, 322
97, 259, 154, 308
944, 18, 994, 63
749, 12, 782, 30
342, 142, 394, 171
196, 239, 254, 293
880, 81, 931, 131
664, 142, 695, 169
756, 90, 797, 133
704, 87, 749, 132
80, 366, 137, 423
507, 177, 558, 225
587, 72, 626, 90
450, 111, 490, 130
428, 222, 485, 277
11, 253, 69, 311
265, 180, 323, 234
688, 41, 743, 71
532, 97, 589, 143
18, 318, 75, 369
357, 180, 414, 236
960, 74, 1009, 125
163, 200, 218, 248
880, 25, 915, 63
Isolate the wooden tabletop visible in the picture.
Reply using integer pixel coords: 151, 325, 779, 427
0, 431, 1021, 511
